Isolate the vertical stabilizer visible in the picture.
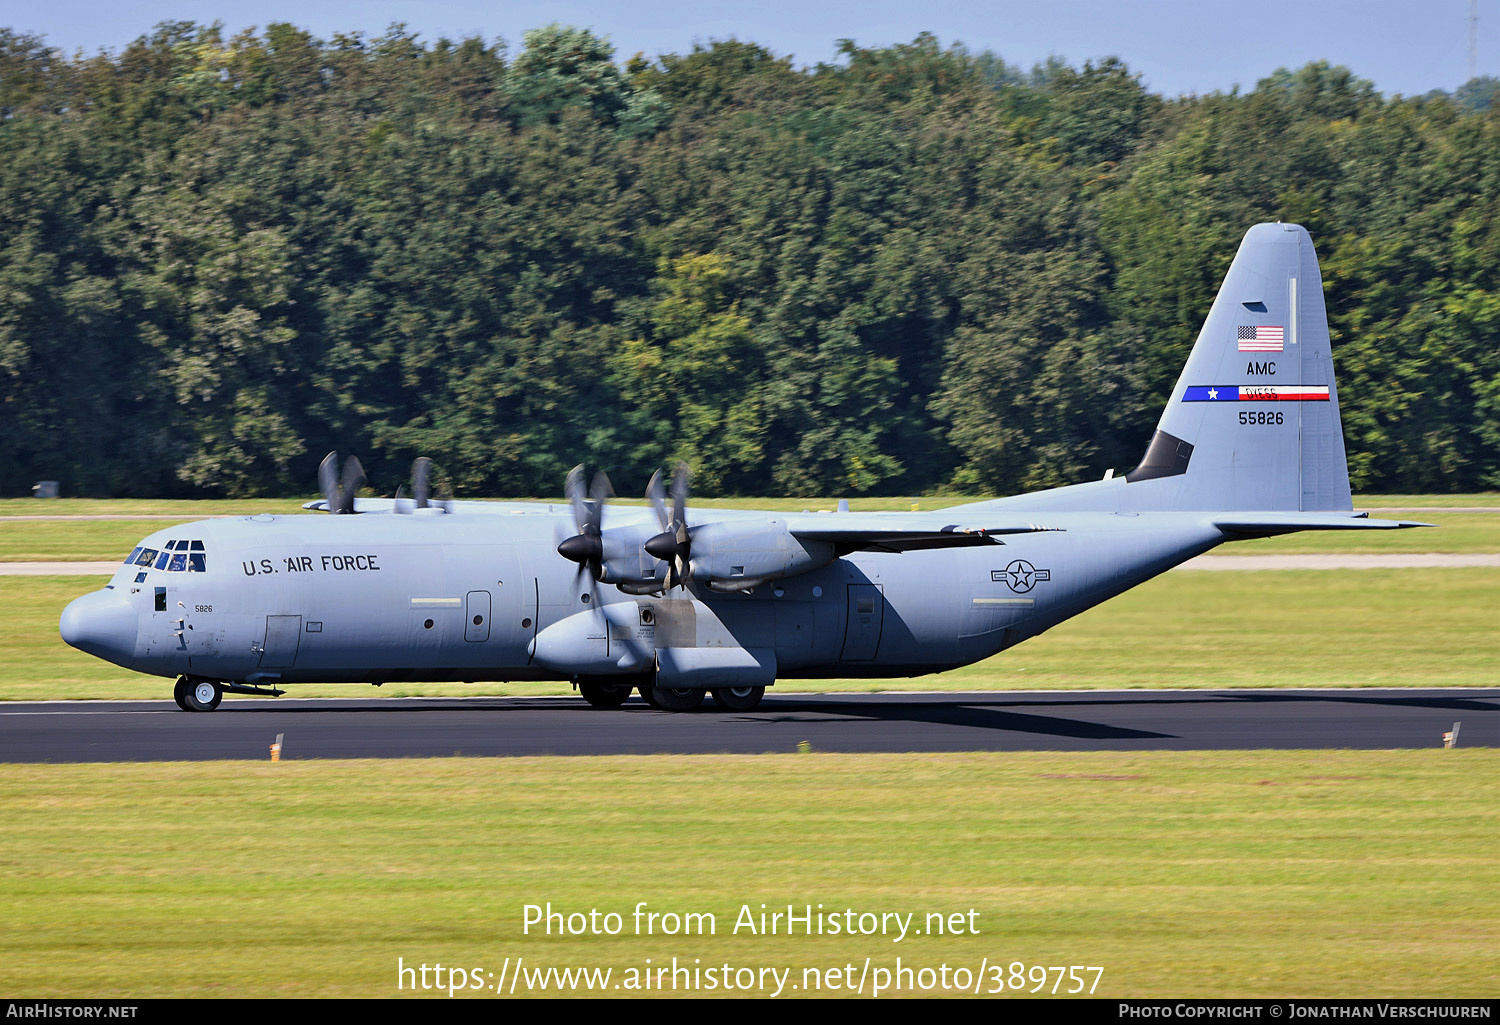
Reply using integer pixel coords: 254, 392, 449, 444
1125, 222, 1352, 512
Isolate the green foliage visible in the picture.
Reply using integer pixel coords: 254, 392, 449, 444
508, 23, 668, 137
0, 24, 1494, 497
1452, 75, 1500, 111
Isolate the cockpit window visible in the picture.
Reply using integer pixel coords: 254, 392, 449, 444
129, 543, 206, 572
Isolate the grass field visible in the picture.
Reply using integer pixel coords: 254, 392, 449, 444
11, 567, 1496, 701
1, 750, 1493, 998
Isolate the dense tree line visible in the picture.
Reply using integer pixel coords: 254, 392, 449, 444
1, 22, 1496, 497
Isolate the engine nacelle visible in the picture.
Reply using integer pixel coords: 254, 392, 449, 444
530, 604, 652, 675
592, 524, 670, 590
689, 520, 836, 590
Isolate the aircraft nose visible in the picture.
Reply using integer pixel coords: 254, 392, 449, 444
59, 590, 139, 668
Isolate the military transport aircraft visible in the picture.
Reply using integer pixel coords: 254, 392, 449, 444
60, 223, 1425, 712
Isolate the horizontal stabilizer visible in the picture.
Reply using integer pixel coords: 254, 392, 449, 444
1213, 511, 1432, 538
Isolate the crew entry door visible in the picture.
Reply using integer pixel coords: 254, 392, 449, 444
259, 615, 303, 668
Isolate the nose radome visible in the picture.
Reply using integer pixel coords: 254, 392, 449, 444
59, 590, 139, 669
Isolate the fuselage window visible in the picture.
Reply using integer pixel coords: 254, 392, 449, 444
168, 553, 188, 572
187, 553, 206, 572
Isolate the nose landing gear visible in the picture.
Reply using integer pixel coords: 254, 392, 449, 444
173, 676, 223, 712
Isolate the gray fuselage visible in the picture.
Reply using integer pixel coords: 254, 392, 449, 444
66, 505, 1225, 688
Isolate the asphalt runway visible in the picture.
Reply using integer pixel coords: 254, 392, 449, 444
0, 689, 1492, 762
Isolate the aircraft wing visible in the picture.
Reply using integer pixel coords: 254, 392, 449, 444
783, 513, 1062, 554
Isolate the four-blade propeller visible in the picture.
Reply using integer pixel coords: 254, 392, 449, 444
318, 452, 366, 515
320, 453, 694, 594
644, 462, 692, 590
556, 464, 616, 582
394, 456, 449, 513
321, 453, 450, 515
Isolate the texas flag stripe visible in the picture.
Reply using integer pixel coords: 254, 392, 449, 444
1183, 385, 1329, 402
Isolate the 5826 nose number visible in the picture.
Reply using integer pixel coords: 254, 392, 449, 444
1239, 410, 1284, 425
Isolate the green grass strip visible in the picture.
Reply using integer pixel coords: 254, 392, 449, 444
0, 750, 1493, 998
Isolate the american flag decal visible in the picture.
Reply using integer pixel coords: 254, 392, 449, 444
1238, 325, 1284, 352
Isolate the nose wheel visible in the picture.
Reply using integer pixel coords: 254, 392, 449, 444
174, 676, 223, 712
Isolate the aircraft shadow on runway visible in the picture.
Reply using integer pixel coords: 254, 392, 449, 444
1215, 692, 1498, 712
212, 694, 1177, 740
199, 689, 1496, 746
722, 702, 1175, 740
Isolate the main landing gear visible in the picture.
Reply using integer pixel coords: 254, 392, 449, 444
652, 686, 706, 712
709, 686, 765, 712
577, 680, 633, 708
587, 681, 766, 712
647, 685, 765, 712
173, 676, 222, 713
